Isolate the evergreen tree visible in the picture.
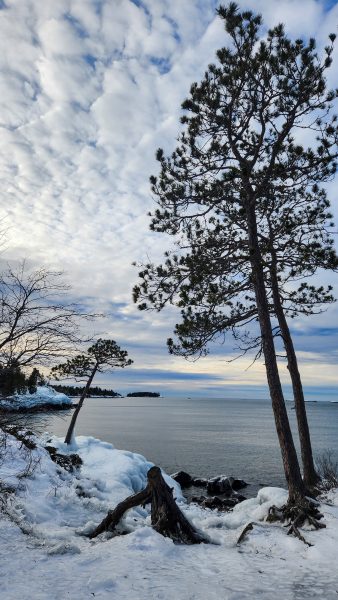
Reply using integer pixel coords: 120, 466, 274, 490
51, 339, 132, 444
0, 364, 26, 397
27, 368, 41, 394
134, 4, 338, 506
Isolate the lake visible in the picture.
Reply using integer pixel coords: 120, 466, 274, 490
25, 395, 338, 496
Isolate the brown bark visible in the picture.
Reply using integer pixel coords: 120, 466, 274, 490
88, 486, 151, 538
64, 363, 98, 445
89, 466, 205, 544
245, 203, 305, 503
269, 254, 320, 489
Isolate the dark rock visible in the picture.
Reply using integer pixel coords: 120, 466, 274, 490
191, 477, 207, 487
4, 426, 37, 450
191, 495, 207, 504
207, 476, 233, 495
203, 496, 223, 509
206, 475, 248, 494
190, 494, 237, 511
45, 445, 83, 472
171, 471, 193, 488
229, 478, 248, 491
233, 493, 247, 502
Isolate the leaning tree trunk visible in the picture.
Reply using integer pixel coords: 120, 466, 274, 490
245, 203, 305, 503
89, 466, 205, 544
269, 255, 320, 489
64, 363, 98, 445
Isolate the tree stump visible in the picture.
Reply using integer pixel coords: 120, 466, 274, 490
89, 466, 206, 544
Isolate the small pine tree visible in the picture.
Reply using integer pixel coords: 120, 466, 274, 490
51, 339, 133, 444
27, 368, 40, 394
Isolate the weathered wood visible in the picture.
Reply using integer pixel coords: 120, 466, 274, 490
89, 466, 206, 544
88, 486, 151, 538
237, 522, 254, 544
147, 466, 204, 544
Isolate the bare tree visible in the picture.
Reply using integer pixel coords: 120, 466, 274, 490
0, 262, 95, 371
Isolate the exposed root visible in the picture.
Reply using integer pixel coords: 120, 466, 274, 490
266, 497, 325, 546
89, 466, 207, 544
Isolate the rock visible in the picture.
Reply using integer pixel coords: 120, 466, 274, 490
234, 493, 247, 502
206, 475, 248, 494
229, 477, 248, 491
191, 477, 207, 487
45, 446, 83, 472
207, 476, 233, 495
191, 495, 207, 504
171, 471, 193, 488
190, 495, 238, 511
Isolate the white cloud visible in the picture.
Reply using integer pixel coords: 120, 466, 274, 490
0, 0, 337, 395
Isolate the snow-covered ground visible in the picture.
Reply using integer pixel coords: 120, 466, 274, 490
0, 385, 71, 411
1, 429, 338, 599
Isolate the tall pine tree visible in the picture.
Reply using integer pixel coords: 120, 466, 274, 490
134, 4, 338, 506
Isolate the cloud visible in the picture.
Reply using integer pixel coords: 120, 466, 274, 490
0, 0, 337, 396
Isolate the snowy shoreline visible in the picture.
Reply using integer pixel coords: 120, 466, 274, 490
1, 427, 338, 599
0, 385, 72, 412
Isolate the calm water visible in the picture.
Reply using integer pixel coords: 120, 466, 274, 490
26, 396, 338, 495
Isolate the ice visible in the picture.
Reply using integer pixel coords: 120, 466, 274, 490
0, 385, 71, 410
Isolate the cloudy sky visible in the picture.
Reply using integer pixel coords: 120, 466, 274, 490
0, 0, 337, 398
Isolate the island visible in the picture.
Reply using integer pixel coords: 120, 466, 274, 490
126, 392, 160, 397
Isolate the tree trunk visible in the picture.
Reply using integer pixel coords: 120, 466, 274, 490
245, 203, 305, 503
147, 466, 204, 543
64, 363, 98, 445
269, 256, 320, 488
89, 466, 205, 544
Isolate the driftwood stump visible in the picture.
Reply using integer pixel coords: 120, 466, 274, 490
89, 466, 205, 544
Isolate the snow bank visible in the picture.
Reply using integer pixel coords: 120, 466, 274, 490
0, 385, 71, 411
1, 429, 338, 600
0, 430, 182, 544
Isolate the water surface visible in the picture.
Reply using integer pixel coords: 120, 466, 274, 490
26, 395, 338, 495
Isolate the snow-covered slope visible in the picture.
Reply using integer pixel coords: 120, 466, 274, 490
0, 385, 71, 411
1, 429, 338, 600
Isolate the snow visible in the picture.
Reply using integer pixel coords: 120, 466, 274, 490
0, 385, 71, 411
1, 429, 338, 599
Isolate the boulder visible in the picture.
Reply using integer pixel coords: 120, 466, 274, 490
171, 471, 193, 488
191, 477, 207, 487
233, 493, 247, 502
190, 495, 240, 511
206, 476, 233, 495
229, 477, 248, 491
206, 475, 248, 494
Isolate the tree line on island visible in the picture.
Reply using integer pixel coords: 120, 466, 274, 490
1, 3, 338, 544
51, 386, 160, 398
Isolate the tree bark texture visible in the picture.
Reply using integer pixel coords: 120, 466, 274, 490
64, 363, 98, 445
269, 255, 320, 488
245, 203, 305, 502
89, 466, 205, 544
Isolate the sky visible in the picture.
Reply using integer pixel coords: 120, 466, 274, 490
0, 0, 337, 398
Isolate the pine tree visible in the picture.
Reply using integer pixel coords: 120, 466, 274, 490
51, 339, 133, 444
134, 4, 338, 506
